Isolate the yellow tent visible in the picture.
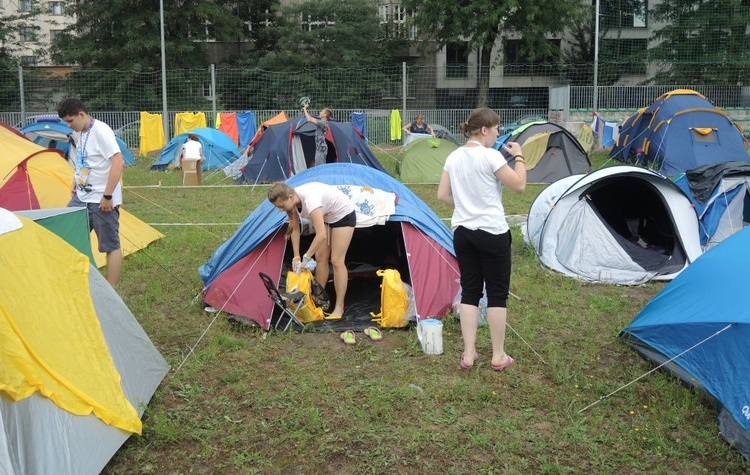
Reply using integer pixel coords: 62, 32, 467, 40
0, 122, 163, 267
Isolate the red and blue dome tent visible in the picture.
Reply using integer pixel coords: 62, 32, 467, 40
199, 163, 459, 331
239, 117, 387, 184
610, 89, 750, 176
621, 226, 750, 461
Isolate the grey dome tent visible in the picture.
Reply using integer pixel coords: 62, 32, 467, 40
523, 165, 703, 284
506, 121, 591, 183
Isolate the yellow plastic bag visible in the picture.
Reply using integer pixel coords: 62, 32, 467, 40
285, 270, 324, 323
370, 269, 409, 328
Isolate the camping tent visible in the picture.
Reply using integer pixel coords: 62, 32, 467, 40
621, 226, 750, 461
496, 121, 591, 183
397, 137, 459, 183
404, 124, 459, 146
240, 117, 386, 184
431, 124, 460, 145
610, 89, 750, 175
673, 161, 750, 250
0, 208, 169, 475
150, 127, 240, 170
0, 122, 163, 267
248, 111, 289, 147
200, 163, 459, 330
523, 165, 702, 285
20, 118, 136, 165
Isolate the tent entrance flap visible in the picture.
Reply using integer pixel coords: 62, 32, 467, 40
585, 177, 688, 276
283, 221, 412, 332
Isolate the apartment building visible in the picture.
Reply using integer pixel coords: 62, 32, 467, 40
1, 0, 75, 66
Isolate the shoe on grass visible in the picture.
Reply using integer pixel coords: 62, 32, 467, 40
340, 330, 356, 346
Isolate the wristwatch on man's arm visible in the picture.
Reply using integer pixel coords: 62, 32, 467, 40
103, 194, 113, 200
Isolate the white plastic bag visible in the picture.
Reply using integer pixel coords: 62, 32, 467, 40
452, 279, 488, 327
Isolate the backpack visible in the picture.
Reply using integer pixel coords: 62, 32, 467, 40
285, 270, 324, 323
370, 269, 409, 328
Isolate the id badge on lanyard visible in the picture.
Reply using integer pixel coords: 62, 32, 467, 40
76, 122, 94, 192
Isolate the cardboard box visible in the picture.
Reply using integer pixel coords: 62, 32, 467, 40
181, 159, 202, 186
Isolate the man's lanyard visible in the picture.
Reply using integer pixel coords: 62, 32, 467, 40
79, 118, 95, 162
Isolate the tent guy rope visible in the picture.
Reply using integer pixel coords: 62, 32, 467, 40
577, 323, 733, 414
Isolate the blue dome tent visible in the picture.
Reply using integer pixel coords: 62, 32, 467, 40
610, 89, 750, 175
621, 226, 750, 461
200, 163, 459, 331
673, 161, 750, 250
20, 118, 136, 165
150, 127, 240, 171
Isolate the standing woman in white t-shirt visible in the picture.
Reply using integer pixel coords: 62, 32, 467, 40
268, 182, 356, 319
437, 107, 526, 372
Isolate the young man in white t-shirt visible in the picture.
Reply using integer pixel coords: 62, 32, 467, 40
58, 98, 125, 286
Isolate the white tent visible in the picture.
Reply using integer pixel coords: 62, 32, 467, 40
523, 165, 703, 285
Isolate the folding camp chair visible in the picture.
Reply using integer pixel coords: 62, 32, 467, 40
258, 272, 307, 332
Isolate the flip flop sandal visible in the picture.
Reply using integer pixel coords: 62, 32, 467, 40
491, 355, 515, 372
323, 313, 342, 321
340, 330, 356, 346
363, 326, 383, 342
459, 352, 480, 370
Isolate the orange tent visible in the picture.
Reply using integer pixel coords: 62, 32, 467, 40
249, 111, 289, 148
0, 122, 163, 267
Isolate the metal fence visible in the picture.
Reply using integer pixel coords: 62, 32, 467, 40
0, 108, 550, 149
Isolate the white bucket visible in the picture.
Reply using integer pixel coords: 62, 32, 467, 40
417, 318, 443, 355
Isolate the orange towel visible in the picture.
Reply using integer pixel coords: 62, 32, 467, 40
218, 113, 239, 145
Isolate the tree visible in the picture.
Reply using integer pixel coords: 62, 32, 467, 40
648, 0, 750, 85
253, 0, 405, 70
0, 6, 45, 110
562, 2, 643, 86
227, 0, 409, 110
50, 0, 246, 110
401, 0, 583, 107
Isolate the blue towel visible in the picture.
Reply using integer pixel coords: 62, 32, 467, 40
351, 112, 367, 140
237, 111, 256, 149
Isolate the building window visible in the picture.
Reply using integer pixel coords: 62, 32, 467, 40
50, 29, 64, 43
20, 0, 35, 12
445, 42, 469, 79
302, 14, 333, 32
21, 55, 37, 66
601, 0, 647, 29
49, 1, 65, 15
601, 38, 648, 75
20, 27, 35, 42
378, 4, 390, 24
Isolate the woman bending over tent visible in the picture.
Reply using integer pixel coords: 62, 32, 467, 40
437, 107, 526, 371
268, 182, 356, 319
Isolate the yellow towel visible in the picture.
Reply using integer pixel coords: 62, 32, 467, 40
139, 111, 166, 154
390, 109, 402, 141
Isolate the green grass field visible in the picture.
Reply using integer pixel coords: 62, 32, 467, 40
104, 151, 749, 474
